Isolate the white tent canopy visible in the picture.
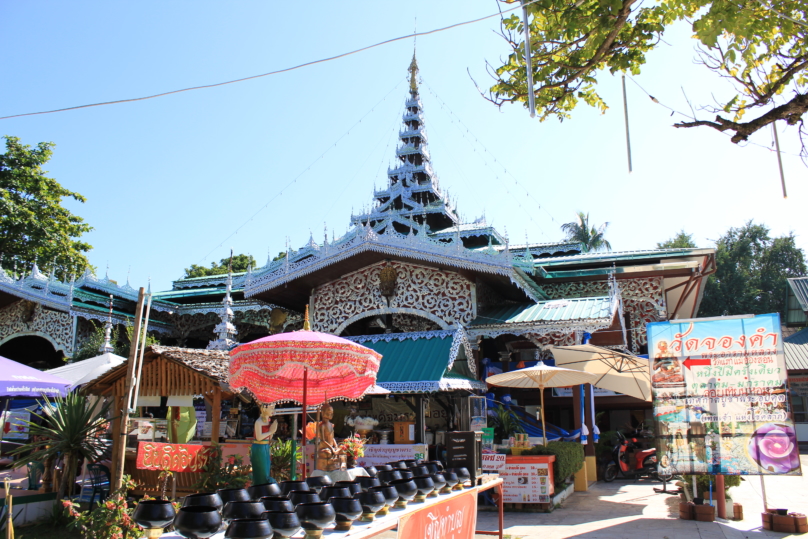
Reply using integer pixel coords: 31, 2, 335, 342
46, 352, 126, 388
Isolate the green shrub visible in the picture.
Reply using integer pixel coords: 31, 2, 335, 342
525, 441, 584, 488
683, 474, 743, 497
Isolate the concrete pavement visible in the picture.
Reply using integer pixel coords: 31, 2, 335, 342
474, 454, 808, 539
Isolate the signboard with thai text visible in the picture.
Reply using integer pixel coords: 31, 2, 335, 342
481, 453, 507, 471
648, 314, 801, 476
0, 411, 29, 439
790, 375, 808, 398
136, 442, 212, 472
397, 490, 477, 539
499, 462, 553, 503
355, 444, 428, 467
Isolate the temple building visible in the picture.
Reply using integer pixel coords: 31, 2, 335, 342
0, 57, 715, 434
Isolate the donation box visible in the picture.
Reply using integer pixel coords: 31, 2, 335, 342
446, 431, 482, 485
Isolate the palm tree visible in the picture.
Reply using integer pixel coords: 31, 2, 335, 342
11, 392, 112, 500
561, 211, 611, 252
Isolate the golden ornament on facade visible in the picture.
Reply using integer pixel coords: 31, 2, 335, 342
378, 265, 398, 298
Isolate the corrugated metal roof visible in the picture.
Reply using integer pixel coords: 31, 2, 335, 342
785, 327, 808, 371
788, 277, 808, 312
533, 248, 714, 267
470, 296, 612, 327
361, 335, 455, 384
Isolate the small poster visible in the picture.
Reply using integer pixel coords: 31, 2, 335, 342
0, 411, 30, 439
481, 453, 506, 471
499, 462, 553, 503
355, 444, 428, 467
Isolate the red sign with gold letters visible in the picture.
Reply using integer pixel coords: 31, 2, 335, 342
135, 442, 213, 472
397, 490, 477, 539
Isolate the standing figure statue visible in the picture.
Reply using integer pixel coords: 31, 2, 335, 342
253, 403, 278, 485
316, 403, 342, 471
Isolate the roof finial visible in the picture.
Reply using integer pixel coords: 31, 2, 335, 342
408, 51, 419, 93
304, 304, 311, 331
207, 248, 238, 350
99, 294, 115, 354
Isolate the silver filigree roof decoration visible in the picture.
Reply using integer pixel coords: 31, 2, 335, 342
99, 294, 115, 353
207, 252, 238, 351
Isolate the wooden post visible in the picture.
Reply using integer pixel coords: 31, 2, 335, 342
211, 387, 221, 445
414, 396, 426, 444
113, 288, 146, 491
109, 394, 124, 489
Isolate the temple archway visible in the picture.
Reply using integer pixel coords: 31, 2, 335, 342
0, 334, 65, 370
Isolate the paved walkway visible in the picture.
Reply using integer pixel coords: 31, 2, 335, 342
475, 454, 808, 539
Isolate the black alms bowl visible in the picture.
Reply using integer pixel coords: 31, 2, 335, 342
218, 488, 251, 505
224, 518, 273, 539
363, 466, 378, 477
334, 480, 362, 496
370, 485, 399, 506
412, 475, 435, 500
248, 483, 282, 499
357, 475, 381, 491
388, 478, 417, 503
174, 506, 223, 539
263, 511, 301, 538
409, 465, 430, 477
357, 490, 386, 514
305, 475, 333, 493
183, 493, 224, 511
442, 471, 459, 489
288, 490, 322, 507
222, 501, 266, 523
294, 502, 336, 531
319, 486, 351, 502
430, 473, 447, 493
330, 497, 363, 530
259, 496, 294, 513
375, 464, 393, 472
133, 499, 176, 530
279, 480, 310, 496
377, 470, 402, 484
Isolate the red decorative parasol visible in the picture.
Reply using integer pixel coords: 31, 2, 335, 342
228, 308, 382, 478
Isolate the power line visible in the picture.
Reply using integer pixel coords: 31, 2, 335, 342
195, 78, 405, 266
0, 0, 542, 121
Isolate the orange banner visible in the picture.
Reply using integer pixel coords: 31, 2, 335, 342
397, 490, 478, 539
136, 442, 212, 472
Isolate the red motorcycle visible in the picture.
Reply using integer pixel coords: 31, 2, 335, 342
603, 431, 667, 482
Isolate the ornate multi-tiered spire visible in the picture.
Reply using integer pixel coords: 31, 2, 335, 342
208, 251, 238, 351
99, 294, 115, 354
351, 54, 459, 235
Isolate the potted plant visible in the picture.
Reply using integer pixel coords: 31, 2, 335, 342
339, 434, 365, 468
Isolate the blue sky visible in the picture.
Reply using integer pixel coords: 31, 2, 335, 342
2, 1, 805, 291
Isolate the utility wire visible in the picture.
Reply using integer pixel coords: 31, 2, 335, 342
0, 0, 542, 121
195, 78, 405, 265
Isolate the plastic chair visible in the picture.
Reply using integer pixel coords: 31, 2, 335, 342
26, 461, 44, 490
87, 464, 111, 509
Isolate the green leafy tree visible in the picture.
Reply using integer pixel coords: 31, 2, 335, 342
485, 0, 808, 157
11, 392, 112, 500
560, 211, 611, 252
183, 253, 257, 279
71, 322, 159, 362
700, 221, 806, 317
0, 136, 93, 280
657, 230, 697, 249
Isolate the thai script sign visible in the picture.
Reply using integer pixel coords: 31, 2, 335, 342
481, 453, 507, 471
499, 462, 553, 503
790, 375, 808, 398
355, 444, 427, 467
648, 314, 801, 476
0, 411, 30, 440
398, 490, 477, 539
136, 442, 212, 472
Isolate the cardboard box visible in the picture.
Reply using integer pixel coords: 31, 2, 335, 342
394, 422, 415, 444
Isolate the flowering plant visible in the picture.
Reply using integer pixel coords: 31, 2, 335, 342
62, 475, 141, 539
339, 434, 365, 459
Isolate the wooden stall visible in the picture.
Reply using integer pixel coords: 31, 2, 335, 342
82, 345, 231, 493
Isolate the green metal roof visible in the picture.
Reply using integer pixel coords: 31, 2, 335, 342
153, 287, 241, 299
362, 335, 456, 385
785, 327, 808, 371
533, 248, 713, 268
470, 296, 612, 327
348, 331, 486, 392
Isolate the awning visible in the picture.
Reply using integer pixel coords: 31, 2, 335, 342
345, 329, 487, 393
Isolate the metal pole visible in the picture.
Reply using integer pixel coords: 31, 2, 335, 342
301, 367, 308, 480
759, 475, 768, 511
621, 75, 633, 172
521, 2, 536, 118
772, 124, 787, 198
113, 287, 146, 490
130, 294, 153, 411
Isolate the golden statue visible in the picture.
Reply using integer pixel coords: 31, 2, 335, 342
316, 403, 342, 471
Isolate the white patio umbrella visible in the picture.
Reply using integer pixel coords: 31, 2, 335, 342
548, 344, 652, 401
486, 363, 598, 444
